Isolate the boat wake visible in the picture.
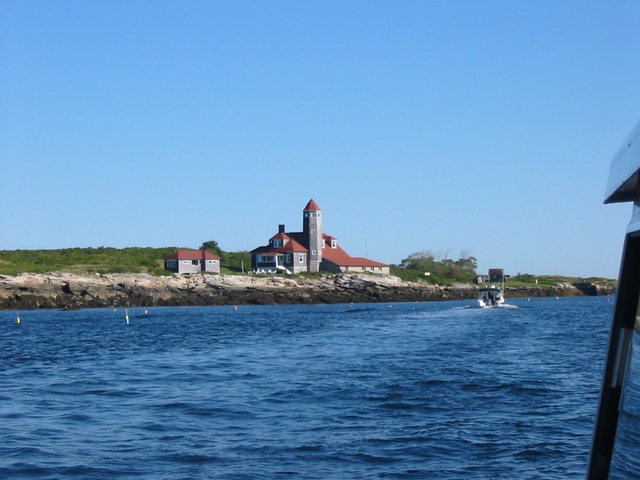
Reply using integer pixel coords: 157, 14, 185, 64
478, 304, 519, 310
343, 307, 376, 314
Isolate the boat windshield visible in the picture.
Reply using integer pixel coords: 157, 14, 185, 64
610, 319, 640, 477
587, 120, 640, 478
588, 233, 640, 478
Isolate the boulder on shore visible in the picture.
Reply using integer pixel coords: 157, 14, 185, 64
0, 273, 615, 311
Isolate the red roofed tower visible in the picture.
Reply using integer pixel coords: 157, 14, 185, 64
303, 199, 322, 273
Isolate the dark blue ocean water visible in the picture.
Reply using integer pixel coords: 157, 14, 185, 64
0, 296, 631, 479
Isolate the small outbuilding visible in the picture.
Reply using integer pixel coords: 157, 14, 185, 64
488, 268, 505, 282
164, 249, 221, 274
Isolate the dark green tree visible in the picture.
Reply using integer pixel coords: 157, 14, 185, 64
201, 240, 224, 258
224, 250, 252, 273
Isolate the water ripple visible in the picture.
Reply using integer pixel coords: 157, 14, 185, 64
0, 298, 620, 479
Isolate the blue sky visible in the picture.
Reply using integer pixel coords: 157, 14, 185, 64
1, 1, 639, 279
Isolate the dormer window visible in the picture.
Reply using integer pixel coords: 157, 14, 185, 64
331, 239, 337, 248
273, 239, 282, 248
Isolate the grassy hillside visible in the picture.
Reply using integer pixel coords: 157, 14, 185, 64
0, 247, 617, 288
390, 266, 615, 287
0, 247, 177, 276
0, 247, 253, 277
507, 273, 617, 288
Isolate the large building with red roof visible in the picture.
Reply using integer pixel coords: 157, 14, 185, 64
251, 199, 390, 275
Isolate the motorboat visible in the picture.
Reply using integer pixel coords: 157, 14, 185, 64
477, 285, 505, 307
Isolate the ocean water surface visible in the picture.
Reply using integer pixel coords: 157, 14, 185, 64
0, 296, 627, 478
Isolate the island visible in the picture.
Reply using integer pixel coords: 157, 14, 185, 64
0, 272, 615, 311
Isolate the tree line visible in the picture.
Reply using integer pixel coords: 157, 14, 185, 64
394, 249, 478, 283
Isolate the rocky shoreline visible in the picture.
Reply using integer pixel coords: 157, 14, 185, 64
0, 272, 616, 311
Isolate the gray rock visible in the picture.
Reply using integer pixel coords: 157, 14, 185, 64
0, 272, 615, 310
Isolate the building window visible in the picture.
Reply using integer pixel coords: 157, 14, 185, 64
167, 260, 176, 268
274, 239, 282, 248
286, 254, 290, 263
192, 260, 199, 266
331, 239, 337, 248
311, 250, 316, 255
299, 254, 304, 263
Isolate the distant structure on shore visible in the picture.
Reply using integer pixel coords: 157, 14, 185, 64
488, 268, 505, 282
250, 199, 390, 275
164, 249, 221, 274
475, 269, 507, 284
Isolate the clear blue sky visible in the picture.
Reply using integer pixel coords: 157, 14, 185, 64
1, 1, 638, 279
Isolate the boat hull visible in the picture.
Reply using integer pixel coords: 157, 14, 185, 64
477, 299, 506, 308
477, 286, 505, 308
